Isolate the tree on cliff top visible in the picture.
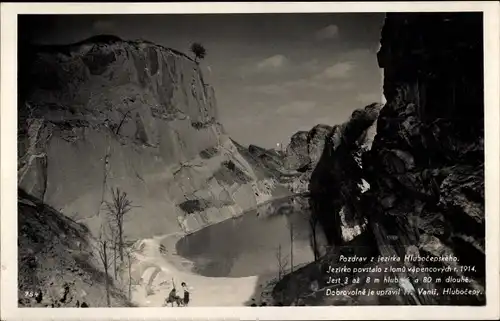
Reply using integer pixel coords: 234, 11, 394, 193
190, 42, 206, 63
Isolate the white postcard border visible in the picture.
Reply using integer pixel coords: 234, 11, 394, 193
1, 2, 499, 320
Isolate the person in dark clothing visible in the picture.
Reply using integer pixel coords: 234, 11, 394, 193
165, 287, 182, 307
35, 289, 43, 303
181, 282, 190, 307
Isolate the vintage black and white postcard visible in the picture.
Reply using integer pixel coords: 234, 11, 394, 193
1, 2, 499, 320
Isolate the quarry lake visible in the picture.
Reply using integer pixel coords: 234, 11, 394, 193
175, 195, 326, 278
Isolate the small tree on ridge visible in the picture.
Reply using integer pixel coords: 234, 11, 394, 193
276, 244, 289, 281
190, 42, 207, 63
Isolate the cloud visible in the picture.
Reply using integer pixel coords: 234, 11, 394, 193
245, 79, 317, 96
315, 62, 355, 80
301, 59, 322, 73
256, 54, 288, 70
239, 54, 289, 77
245, 75, 356, 96
338, 48, 373, 60
246, 84, 289, 95
92, 19, 115, 33
275, 101, 317, 115
315, 24, 340, 41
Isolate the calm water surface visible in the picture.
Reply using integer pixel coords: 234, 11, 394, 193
175, 196, 326, 278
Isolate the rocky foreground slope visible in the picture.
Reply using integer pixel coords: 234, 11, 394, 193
18, 35, 289, 240
273, 12, 485, 306
18, 189, 133, 307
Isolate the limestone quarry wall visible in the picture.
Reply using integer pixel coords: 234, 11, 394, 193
364, 12, 485, 304
273, 13, 485, 306
18, 37, 283, 239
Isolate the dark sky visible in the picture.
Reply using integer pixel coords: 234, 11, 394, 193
20, 13, 385, 148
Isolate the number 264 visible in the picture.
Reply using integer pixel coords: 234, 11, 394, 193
24, 291, 34, 298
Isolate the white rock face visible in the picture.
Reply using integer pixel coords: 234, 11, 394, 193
339, 206, 367, 242
18, 39, 286, 239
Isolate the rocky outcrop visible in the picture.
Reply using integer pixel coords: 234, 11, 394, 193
273, 12, 484, 306
283, 104, 381, 240
282, 125, 332, 194
308, 103, 380, 245
284, 124, 333, 173
283, 130, 321, 194
18, 36, 286, 239
234, 140, 290, 179
362, 12, 485, 305
284, 131, 311, 172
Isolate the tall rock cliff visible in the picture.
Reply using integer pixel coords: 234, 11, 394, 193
272, 12, 485, 306
283, 103, 381, 244
363, 12, 484, 305
18, 35, 287, 239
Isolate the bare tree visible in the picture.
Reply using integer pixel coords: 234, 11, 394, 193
95, 236, 113, 307
190, 42, 207, 63
105, 187, 135, 263
125, 248, 135, 301
276, 244, 289, 281
108, 224, 118, 280
115, 110, 132, 135
290, 223, 294, 274
309, 213, 320, 261
92, 149, 116, 307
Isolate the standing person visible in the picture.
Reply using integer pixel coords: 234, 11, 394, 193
166, 287, 177, 307
181, 282, 190, 307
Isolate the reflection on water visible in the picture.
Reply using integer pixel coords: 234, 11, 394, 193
175, 196, 326, 278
